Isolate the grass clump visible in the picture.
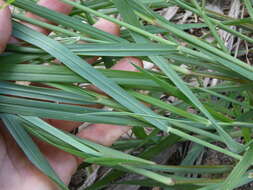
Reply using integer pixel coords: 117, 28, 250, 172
1, 0, 253, 189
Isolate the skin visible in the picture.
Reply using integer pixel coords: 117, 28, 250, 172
0, 0, 11, 52
0, 0, 142, 189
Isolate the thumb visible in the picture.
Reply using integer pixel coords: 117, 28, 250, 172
0, 0, 12, 53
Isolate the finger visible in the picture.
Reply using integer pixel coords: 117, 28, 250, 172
86, 18, 120, 64
0, 0, 12, 53
87, 57, 143, 95
38, 139, 78, 185
25, 0, 74, 35
77, 57, 143, 146
111, 57, 143, 71
93, 18, 120, 36
78, 124, 130, 146
9, 0, 74, 43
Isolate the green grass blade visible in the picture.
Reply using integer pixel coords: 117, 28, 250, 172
243, 0, 253, 21
130, 91, 207, 123
0, 95, 145, 126
191, 0, 228, 53
221, 144, 253, 189
121, 165, 175, 186
6, 42, 178, 57
0, 64, 161, 90
0, 52, 42, 64
68, 43, 177, 56
0, 81, 96, 105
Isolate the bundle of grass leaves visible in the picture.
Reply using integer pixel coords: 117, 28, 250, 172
1, 0, 253, 189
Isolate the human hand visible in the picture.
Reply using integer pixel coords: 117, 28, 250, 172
0, 0, 142, 189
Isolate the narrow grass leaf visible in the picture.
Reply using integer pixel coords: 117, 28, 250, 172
6, 43, 178, 57
0, 95, 145, 126
0, 64, 161, 90
243, 0, 253, 21
121, 165, 175, 186
221, 144, 253, 189
0, 53, 42, 64
0, 81, 96, 105
69, 43, 177, 56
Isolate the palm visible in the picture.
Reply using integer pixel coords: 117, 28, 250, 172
0, 123, 78, 190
